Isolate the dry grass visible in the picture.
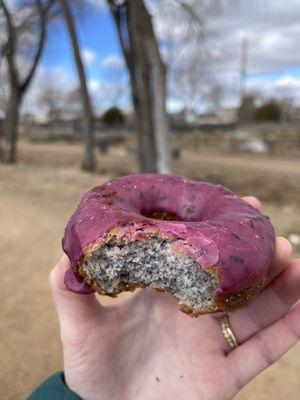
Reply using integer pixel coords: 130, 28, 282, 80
1, 139, 300, 399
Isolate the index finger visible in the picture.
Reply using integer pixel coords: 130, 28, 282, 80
265, 236, 292, 286
242, 196, 292, 285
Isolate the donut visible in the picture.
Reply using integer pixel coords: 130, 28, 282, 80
62, 173, 275, 316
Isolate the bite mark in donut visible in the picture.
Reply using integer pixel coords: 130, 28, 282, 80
62, 174, 275, 316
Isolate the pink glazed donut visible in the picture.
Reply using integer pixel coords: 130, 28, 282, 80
62, 174, 275, 316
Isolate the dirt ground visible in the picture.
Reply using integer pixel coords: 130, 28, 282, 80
1, 139, 300, 399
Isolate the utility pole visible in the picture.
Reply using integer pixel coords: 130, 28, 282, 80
239, 37, 248, 106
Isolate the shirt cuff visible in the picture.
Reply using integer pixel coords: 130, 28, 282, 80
27, 371, 82, 400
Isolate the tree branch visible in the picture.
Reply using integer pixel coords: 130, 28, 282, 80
108, 1, 132, 68
174, 0, 205, 25
20, 0, 51, 92
0, 0, 19, 87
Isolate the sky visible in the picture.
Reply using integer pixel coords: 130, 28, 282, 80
23, 1, 128, 115
211, 0, 300, 108
21, 0, 300, 115
42, 2, 121, 84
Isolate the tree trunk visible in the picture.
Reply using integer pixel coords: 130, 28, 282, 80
59, 0, 96, 172
1, 0, 51, 164
148, 43, 171, 173
129, 26, 157, 172
1, 89, 21, 163
109, 0, 172, 173
128, 0, 171, 173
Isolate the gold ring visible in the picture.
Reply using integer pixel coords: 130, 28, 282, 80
219, 313, 238, 349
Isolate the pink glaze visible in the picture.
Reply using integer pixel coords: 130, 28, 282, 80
62, 174, 275, 294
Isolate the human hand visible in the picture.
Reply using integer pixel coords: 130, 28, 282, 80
50, 197, 300, 400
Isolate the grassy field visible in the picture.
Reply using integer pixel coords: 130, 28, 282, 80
1, 138, 300, 399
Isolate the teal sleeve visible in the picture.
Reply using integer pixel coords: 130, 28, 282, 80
27, 371, 82, 400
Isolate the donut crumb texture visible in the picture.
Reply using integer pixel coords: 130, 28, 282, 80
81, 236, 218, 315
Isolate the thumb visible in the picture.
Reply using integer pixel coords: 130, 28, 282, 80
49, 254, 104, 332
242, 195, 261, 210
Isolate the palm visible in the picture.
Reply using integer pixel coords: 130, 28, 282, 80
114, 291, 235, 400
62, 289, 234, 400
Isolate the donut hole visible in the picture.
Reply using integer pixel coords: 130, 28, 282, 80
82, 236, 218, 314
141, 209, 180, 221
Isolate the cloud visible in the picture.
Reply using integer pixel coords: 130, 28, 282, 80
35, 66, 77, 91
5, 0, 17, 9
20, 61, 130, 117
211, 0, 300, 75
82, 49, 97, 65
166, 98, 184, 113
101, 54, 124, 70
21, 65, 78, 116
19, 0, 300, 117
87, 77, 131, 113
88, 78, 103, 92
149, 0, 300, 109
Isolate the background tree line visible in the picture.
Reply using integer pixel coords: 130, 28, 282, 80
0, 0, 215, 173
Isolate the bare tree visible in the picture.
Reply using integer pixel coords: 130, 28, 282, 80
0, 0, 53, 163
101, 56, 130, 111
38, 80, 82, 121
108, 0, 172, 174
59, 0, 96, 171
38, 81, 66, 121
159, 0, 220, 119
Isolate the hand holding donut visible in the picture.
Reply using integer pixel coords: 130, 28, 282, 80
50, 197, 300, 400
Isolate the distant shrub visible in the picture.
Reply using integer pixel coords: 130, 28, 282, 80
102, 107, 124, 126
255, 101, 281, 121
